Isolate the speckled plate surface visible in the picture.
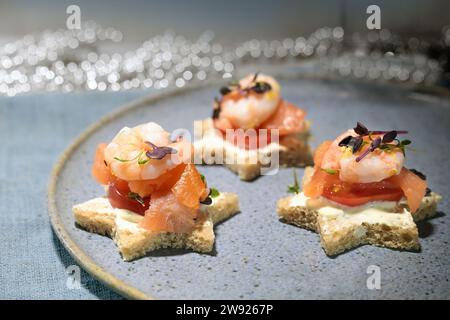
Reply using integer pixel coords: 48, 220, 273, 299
49, 77, 450, 299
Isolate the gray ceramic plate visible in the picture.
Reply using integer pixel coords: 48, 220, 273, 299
49, 77, 450, 299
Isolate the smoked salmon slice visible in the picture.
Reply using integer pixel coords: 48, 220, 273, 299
139, 190, 198, 233
260, 100, 305, 136
313, 141, 332, 169
303, 141, 333, 197
92, 143, 114, 185
128, 163, 186, 197
387, 168, 427, 213
171, 163, 208, 210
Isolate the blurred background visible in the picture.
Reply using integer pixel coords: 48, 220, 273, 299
0, 0, 449, 43
0, 0, 449, 95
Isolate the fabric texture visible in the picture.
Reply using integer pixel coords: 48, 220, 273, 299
0, 90, 148, 299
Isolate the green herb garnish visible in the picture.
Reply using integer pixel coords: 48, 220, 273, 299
200, 187, 220, 205
114, 151, 143, 163
128, 192, 145, 206
321, 168, 338, 175
209, 188, 220, 198
287, 169, 300, 194
379, 138, 411, 155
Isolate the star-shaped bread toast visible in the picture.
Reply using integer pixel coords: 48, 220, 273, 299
73, 192, 239, 261
277, 167, 442, 256
193, 118, 313, 181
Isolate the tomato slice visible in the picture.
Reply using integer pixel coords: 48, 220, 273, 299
323, 188, 404, 207
303, 139, 427, 210
305, 165, 406, 207
107, 182, 150, 215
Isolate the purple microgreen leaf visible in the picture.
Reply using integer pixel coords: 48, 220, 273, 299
371, 130, 408, 135
252, 72, 259, 82
351, 136, 363, 153
382, 130, 398, 143
338, 135, 363, 153
212, 97, 221, 119
356, 137, 381, 162
355, 149, 370, 162
371, 137, 382, 150
338, 135, 353, 147
219, 86, 231, 95
351, 123, 410, 163
251, 81, 272, 94
354, 122, 369, 136
144, 141, 177, 160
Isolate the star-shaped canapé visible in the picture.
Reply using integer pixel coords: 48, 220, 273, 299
277, 167, 441, 255
73, 192, 239, 261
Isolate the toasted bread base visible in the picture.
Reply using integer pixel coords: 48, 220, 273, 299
73, 192, 239, 261
277, 167, 442, 256
193, 118, 313, 180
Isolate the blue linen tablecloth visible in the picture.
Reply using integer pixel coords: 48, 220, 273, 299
0, 90, 150, 299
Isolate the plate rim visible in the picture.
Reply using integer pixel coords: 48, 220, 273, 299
47, 83, 218, 300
